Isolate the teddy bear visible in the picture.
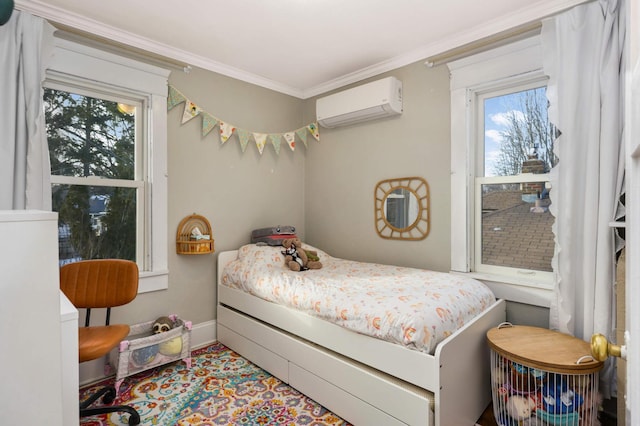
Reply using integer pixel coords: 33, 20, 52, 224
281, 238, 322, 271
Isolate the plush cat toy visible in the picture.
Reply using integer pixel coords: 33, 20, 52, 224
281, 238, 322, 271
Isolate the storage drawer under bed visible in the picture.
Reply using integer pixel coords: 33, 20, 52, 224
217, 304, 434, 426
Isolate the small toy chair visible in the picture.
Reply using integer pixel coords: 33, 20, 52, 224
60, 259, 141, 425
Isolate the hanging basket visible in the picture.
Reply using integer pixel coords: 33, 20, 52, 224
176, 214, 214, 254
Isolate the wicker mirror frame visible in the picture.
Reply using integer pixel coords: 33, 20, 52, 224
374, 177, 430, 240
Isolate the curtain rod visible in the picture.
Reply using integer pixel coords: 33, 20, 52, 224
53, 25, 192, 74
424, 22, 542, 67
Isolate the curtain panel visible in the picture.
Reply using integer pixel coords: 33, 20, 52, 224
542, 0, 625, 398
0, 10, 54, 210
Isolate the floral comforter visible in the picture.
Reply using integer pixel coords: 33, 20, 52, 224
220, 244, 496, 354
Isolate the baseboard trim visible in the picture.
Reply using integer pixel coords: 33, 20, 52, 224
79, 319, 217, 386
190, 319, 217, 349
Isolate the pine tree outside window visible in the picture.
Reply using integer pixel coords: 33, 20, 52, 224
43, 37, 170, 293
45, 87, 143, 265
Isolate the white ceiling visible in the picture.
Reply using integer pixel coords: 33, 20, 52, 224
16, 0, 586, 98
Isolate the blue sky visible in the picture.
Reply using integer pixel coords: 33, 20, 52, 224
484, 95, 511, 177
483, 87, 545, 177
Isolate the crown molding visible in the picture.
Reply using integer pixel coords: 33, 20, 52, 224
302, 0, 588, 98
17, 0, 588, 100
15, 0, 305, 98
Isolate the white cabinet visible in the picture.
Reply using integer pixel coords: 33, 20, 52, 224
61, 291, 79, 425
0, 210, 76, 426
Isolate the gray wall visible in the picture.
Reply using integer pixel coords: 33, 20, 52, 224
112, 61, 547, 330
302, 61, 452, 272
113, 66, 307, 326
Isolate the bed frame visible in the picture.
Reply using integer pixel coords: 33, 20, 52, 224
216, 250, 506, 425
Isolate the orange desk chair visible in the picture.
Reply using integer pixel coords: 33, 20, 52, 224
60, 259, 141, 426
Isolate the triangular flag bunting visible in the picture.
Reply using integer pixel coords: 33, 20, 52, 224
237, 129, 251, 152
254, 133, 267, 155
201, 113, 218, 137
269, 134, 282, 155
295, 128, 308, 148
170, 86, 321, 156
283, 132, 296, 151
181, 101, 202, 124
167, 86, 186, 111
219, 122, 236, 144
307, 122, 320, 141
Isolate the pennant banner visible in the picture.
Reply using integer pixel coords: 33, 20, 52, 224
201, 113, 218, 137
237, 129, 251, 153
254, 133, 267, 155
167, 85, 319, 155
181, 101, 201, 124
295, 128, 308, 148
307, 123, 320, 141
167, 86, 186, 111
269, 134, 282, 155
284, 132, 296, 151
219, 122, 236, 144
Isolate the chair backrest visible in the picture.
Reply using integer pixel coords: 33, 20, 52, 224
60, 259, 139, 309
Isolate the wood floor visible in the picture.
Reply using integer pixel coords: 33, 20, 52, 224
475, 403, 497, 426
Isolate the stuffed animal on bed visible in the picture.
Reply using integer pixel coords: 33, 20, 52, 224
281, 238, 322, 271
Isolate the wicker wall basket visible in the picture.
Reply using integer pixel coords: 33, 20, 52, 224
176, 213, 214, 254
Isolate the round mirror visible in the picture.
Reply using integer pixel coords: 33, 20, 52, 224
384, 188, 419, 229
375, 177, 429, 240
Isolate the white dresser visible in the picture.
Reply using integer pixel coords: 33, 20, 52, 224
60, 290, 79, 425
0, 210, 77, 425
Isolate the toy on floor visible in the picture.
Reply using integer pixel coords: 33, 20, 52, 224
152, 315, 183, 355
153, 316, 175, 334
281, 238, 322, 271
132, 345, 159, 366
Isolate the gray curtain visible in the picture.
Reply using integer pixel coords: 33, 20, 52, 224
542, 0, 625, 398
0, 10, 54, 210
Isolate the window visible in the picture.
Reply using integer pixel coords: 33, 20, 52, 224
45, 37, 170, 293
474, 84, 556, 281
449, 36, 555, 304
45, 87, 143, 265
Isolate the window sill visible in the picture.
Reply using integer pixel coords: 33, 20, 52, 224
139, 270, 169, 293
450, 271, 553, 308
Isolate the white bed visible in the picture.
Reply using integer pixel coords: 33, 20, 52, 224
216, 244, 506, 425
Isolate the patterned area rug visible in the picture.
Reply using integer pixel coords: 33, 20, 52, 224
79, 343, 351, 425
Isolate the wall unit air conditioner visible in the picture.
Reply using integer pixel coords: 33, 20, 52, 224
316, 76, 403, 128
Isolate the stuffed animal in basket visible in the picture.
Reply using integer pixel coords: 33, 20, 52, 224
281, 238, 322, 272
153, 316, 174, 334
541, 379, 584, 414
505, 395, 536, 421
152, 315, 183, 356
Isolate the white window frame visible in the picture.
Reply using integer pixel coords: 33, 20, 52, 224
448, 36, 553, 306
46, 37, 170, 293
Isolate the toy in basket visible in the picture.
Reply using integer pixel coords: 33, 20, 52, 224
487, 324, 603, 426
110, 314, 192, 394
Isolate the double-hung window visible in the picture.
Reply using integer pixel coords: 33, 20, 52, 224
45, 86, 144, 265
449, 36, 555, 303
44, 37, 170, 293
